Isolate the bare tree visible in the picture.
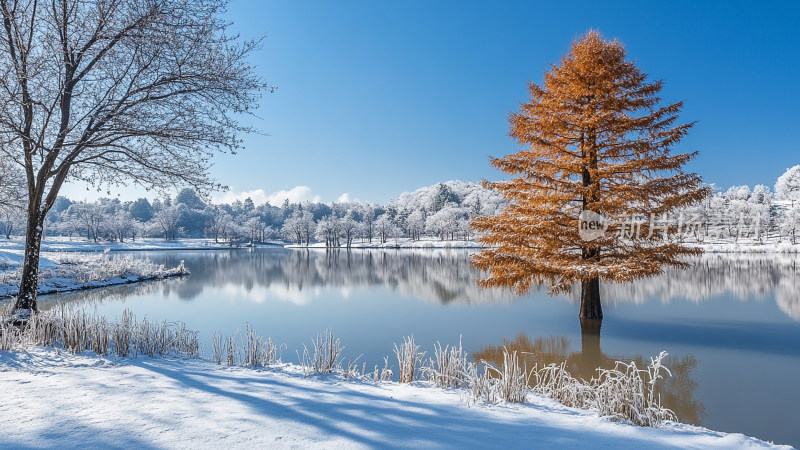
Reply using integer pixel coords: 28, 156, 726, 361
281, 210, 313, 246
339, 213, 357, 247
0, 159, 24, 209
153, 203, 183, 240
244, 216, 262, 243
361, 204, 375, 243
0, 205, 22, 238
109, 209, 134, 242
0, 0, 268, 314
67, 201, 107, 242
205, 207, 232, 243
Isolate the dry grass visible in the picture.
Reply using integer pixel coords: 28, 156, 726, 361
297, 329, 344, 376
424, 338, 470, 389
394, 335, 424, 383
0, 304, 198, 359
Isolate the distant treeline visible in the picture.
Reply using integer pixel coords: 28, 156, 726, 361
0, 181, 505, 245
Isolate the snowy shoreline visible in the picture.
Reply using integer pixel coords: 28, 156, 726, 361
0, 250, 188, 299
0, 348, 788, 449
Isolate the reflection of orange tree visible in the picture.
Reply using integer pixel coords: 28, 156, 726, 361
473, 332, 705, 425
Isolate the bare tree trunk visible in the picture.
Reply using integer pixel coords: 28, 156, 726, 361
579, 276, 602, 320
14, 208, 46, 314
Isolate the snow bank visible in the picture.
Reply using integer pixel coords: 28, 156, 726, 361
0, 251, 188, 298
0, 348, 786, 449
0, 236, 241, 253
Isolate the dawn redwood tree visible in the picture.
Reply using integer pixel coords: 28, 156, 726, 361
0, 0, 268, 314
471, 31, 709, 323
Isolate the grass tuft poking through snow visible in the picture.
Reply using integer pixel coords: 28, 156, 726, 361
0, 304, 198, 358
210, 324, 285, 368
297, 329, 344, 376
394, 335, 424, 383
424, 338, 471, 389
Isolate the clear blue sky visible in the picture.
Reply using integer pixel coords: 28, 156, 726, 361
62, 0, 800, 205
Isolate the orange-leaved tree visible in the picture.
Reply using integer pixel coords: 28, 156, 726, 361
471, 31, 709, 322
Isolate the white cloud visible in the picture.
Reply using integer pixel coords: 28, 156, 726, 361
336, 193, 351, 203
214, 186, 321, 206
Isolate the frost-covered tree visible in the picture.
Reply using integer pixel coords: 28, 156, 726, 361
338, 213, 358, 247
282, 210, 314, 246
0, 159, 24, 210
779, 205, 800, 244
315, 216, 339, 247
129, 198, 154, 223
406, 209, 425, 241
0, 0, 269, 314
244, 217, 263, 243
153, 204, 184, 240
374, 214, 399, 244
108, 210, 135, 243
0, 205, 22, 239
775, 165, 800, 204
472, 31, 709, 322
67, 202, 108, 242
360, 204, 376, 243
426, 205, 462, 240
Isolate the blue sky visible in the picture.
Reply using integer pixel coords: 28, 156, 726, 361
62, 0, 800, 205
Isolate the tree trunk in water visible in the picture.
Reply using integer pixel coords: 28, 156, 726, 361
14, 209, 46, 314
579, 317, 603, 371
579, 276, 602, 320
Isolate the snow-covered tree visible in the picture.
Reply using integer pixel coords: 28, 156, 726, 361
315, 216, 340, 247
244, 217, 263, 243
360, 204, 376, 243
0, 159, 24, 210
67, 202, 108, 242
0, 206, 23, 239
426, 205, 462, 240
779, 205, 800, 244
108, 210, 135, 242
406, 209, 426, 241
282, 210, 314, 246
374, 214, 399, 244
153, 204, 184, 240
775, 165, 800, 204
339, 213, 358, 247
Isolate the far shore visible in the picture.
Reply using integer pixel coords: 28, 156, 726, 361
1, 236, 799, 255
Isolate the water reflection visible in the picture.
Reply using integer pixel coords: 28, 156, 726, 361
133, 249, 517, 305
36, 250, 800, 322
36, 278, 184, 310
593, 254, 800, 320
473, 328, 705, 425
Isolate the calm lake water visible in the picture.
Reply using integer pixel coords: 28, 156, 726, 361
34, 249, 800, 447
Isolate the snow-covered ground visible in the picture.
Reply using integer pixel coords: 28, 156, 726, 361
0, 250, 187, 298
0, 348, 786, 449
0, 236, 256, 253
690, 241, 800, 253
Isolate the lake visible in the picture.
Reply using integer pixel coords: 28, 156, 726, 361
33, 248, 800, 447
